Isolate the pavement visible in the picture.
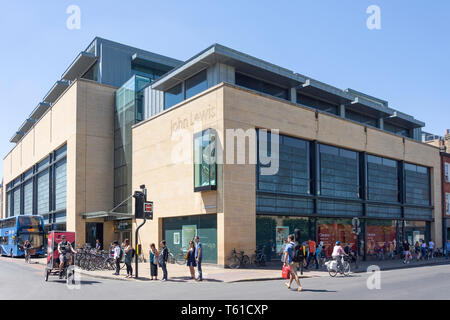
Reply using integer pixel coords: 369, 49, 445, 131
1, 256, 450, 300
31, 255, 450, 283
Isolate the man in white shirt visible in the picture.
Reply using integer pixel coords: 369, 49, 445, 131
113, 241, 122, 275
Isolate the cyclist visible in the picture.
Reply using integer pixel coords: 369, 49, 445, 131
58, 235, 77, 279
331, 241, 347, 273
23, 240, 32, 263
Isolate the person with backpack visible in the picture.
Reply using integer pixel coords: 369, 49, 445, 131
123, 239, 133, 278
112, 240, 122, 276
159, 240, 169, 281
283, 234, 302, 292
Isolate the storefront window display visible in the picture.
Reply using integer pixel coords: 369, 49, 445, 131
365, 220, 398, 259
317, 218, 356, 257
404, 221, 429, 245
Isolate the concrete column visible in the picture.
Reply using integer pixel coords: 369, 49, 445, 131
378, 118, 384, 130
290, 88, 297, 104
339, 104, 346, 118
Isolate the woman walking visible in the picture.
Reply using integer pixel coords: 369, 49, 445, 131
186, 240, 197, 280
123, 239, 133, 278
149, 243, 158, 280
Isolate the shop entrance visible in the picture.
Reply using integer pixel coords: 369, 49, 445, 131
85, 223, 103, 248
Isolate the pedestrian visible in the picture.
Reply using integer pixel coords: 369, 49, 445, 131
283, 234, 302, 292
319, 245, 327, 267
112, 240, 121, 275
306, 239, 318, 270
186, 240, 197, 279
403, 240, 411, 264
123, 239, 133, 278
194, 236, 203, 281
428, 239, 435, 259
446, 239, 450, 259
279, 238, 288, 258
95, 239, 102, 251
159, 240, 169, 281
414, 241, 421, 261
149, 243, 159, 280
421, 240, 427, 260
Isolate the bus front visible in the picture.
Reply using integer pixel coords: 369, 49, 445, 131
16, 216, 45, 257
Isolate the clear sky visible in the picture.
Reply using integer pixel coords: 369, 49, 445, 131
0, 0, 449, 176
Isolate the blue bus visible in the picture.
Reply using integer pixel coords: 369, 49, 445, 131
0, 216, 45, 257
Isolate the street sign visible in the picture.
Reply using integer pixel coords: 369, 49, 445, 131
144, 201, 153, 220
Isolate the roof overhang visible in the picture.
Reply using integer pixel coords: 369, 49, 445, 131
29, 102, 51, 121
151, 44, 307, 91
297, 79, 354, 105
43, 80, 70, 104
61, 51, 97, 82
346, 96, 393, 118
82, 211, 133, 220
132, 53, 180, 73
385, 111, 425, 129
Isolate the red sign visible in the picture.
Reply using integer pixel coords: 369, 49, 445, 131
144, 202, 153, 213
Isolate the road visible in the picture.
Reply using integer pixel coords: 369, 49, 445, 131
0, 256, 449, 300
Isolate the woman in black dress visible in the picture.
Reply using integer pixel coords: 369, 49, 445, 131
186, 241, 197, 279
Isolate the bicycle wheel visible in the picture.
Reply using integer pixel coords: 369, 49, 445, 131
250, 254, 257, 265
342, 261, 351, 276
226, 256, 240, 269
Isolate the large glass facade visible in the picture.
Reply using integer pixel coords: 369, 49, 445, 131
5, 144, 67, 229
115, 75, 151, 213
254, 130, 433, 260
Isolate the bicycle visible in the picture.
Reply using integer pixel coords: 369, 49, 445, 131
251, 247, 266, 266
326, 255, 350, 277
226, 249, 250, 269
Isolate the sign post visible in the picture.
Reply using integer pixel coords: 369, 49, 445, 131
133, 185, 148, 279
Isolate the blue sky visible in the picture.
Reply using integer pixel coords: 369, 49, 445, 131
0, 0, 449, 176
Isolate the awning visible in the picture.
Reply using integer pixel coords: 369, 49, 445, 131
298, 79, 354, 105
43, 80, 70, 104
346, 97, 393, 118
82, 211, 133, 220
61, 51, 97, 82
385, 111, 425, 129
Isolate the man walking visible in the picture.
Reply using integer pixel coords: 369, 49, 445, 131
194, 236, 203, 281
159, 240, 169, 281
283, 234, 302, 292
306, 239, 318, 270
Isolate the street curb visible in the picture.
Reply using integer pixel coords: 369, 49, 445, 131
351, 260, 450, 273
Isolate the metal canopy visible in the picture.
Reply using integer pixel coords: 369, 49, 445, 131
29, 102, 51, 121
82, 211, 133, 220
385, 111, 425, 129
347, 97, 393, 118
43, 80, 70, 104
61, 51, 97, 82
132, 53, 179, 74
298, 79, 354, 105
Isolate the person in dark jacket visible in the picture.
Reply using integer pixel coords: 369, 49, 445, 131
149, 243, 158, 280
159, 240, 169, 281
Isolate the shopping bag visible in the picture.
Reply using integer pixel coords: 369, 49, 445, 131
282, 265, 291, 279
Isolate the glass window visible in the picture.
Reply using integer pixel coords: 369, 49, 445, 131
23, 180, 33, 215
445, 163, 449, 182
367, 155, 399, 203
256, 194, 314, 216
319, 144, 360, 199
164, 83, 183, 110
345, 109, 378, 127
185, 70, 207, 99
13, 187, 21, 216
384, 122, 411, 138
55, 144, 67, 160
37, 169, 50, 215
194, 129, 217, 191
366, 220, 398, 259
404, 163, 430, 206
235, 73, 288, 100
257, 132, 310, 195
54, 159, 67, 211
317, 218, 355, 257
297, 93, 339, 115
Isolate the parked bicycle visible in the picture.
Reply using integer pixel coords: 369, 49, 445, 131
226, 249, 250, 269
251, 246, 266, 266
